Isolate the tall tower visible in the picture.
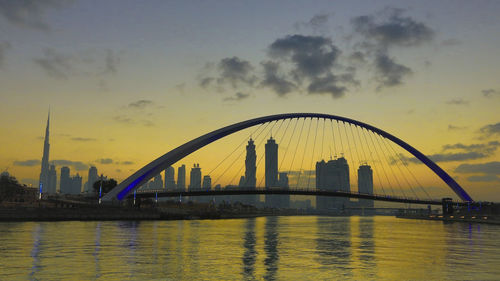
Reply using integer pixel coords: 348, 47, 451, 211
358, 164, 374, 208
189, 164, 202, 191
38, 110, 50, 192
60, 166, 70, 194
87, 166, 98, 193
244, 138, 257, 205
165, 166, 175, 190
265, 137, 278, 207
177, 164, 186, 191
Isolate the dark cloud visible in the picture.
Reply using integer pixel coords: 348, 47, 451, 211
448, 124, 467, 131
223, 92, 250, 102
455, 161, 500, 175
52, 159, 88, 171
199, 77, 214, 89
0, 0, 71, 31
128, 99, 154, 109
294, 13, 332, 33
482, 89, 499, 98
349, 51, 366, 64
308, 75, 347, 98
374, 53, 412, 89
399, 141, 500, 164
13, 159, 40, 167
446, 98, 469, 105
217, 57, 256, 88
33, 48, 73, 79
97, 158, 113, 165
260, 61, 296, 96
441, 38, 461, 46
0, 41, 11, 66
479, 122, 500, 138
467, 175, 500, 182
269, 34, 340, 79
351, 8, 434, 49
71, 137, 97, 142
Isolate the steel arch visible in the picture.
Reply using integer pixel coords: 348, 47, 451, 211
102, 113, 473, 202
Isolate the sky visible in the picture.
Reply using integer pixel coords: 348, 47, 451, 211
0, 0, 499, 201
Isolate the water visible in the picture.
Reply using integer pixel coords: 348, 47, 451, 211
0, 216, 499, 280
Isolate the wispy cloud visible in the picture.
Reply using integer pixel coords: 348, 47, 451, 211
0, 0, 73, 31
13, 159, 40, 167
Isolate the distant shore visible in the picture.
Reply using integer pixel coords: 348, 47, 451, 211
397, 214, 500, 225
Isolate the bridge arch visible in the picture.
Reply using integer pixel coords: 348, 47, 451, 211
102, 113, 473, 202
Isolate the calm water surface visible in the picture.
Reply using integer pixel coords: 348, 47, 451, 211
0, 216, 499, 280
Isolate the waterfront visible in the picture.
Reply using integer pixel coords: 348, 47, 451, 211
1, 216, 499, 280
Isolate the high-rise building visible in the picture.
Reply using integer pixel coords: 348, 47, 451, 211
47, 164, 57, 194
202, 175, 212, 190
243, 138, 258, 206
38, 110, 50, 193
60, 166, 71, 194
189, 164, 201, 191
87, 166, 98, 193
152, 174, 163, 190
278, 172, 290, 208
358, 164, 374, 208
265, 137, 279, 207
177, 164, 186, 191
316, 157, 350, 212
165, 166, 175, 190
71, 174, 82, 194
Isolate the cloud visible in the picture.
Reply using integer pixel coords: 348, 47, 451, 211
259, 61, 296, 96
128, 99, 154, 109
13, 159, 41, 167
455, 161, 500, 175
479, 122, 500, 138
482, 89, 499, 98
441, 38, 461, 46
121, 161, 134, 165
199, 77, 214, 89
351, 8, 434, 49
448, 124, 467, 131
0, 0, 72, 31
399, 141, 500, 164
294, 13, 332, 34
97, 158, 113, 165
103, 49, 119, 75
0, 41, 11, 67
71, 137, 97, 142
374, 53, 412, 89
446, 98, 469, 105
217, 57, 256, 88
52, 159, 88, 171
467, 175, 500, 182
113, 115, 133, 124
223, 92, 250, 102
33, 48, 73, 79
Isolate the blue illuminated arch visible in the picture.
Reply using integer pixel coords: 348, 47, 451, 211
102, 113, 473, 202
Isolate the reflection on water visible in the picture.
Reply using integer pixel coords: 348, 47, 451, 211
0, 216, 499, 280
242, 218, 256, 280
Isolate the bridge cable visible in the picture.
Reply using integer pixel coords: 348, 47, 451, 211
336, 120, 345, 157
329, 119, 337, 159
320, 118, 326, 160
306, 118, 320, 190
348, 123, 377, 194
383, 137, 431, 200
358, 125, 396, 197
295, 118, 313, 189
379, 135, 431, 200
211, 120, 273, 187
278, 118, 300, 174
231, 119, 286, 188
287, 118, 307, 186
208, 123, 265, 176
342, 122, 357, 193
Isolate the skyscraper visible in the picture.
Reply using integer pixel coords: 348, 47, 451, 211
38, 110, 50, 193
358, 164, 374, 208
177, 164, 186, 191
278, 172, 290, 208
152, 174, 163, 190
71, 173, 82, 194
47, 164, 57, 194
165, 166, 175, 190
87, 166, 98, 193
202, 175, 212, 190
189, 164, 201, 191
244, 138, 258, 205
265, 137, 279, 207
60, 166, 70, 194
316, 157, 350, 212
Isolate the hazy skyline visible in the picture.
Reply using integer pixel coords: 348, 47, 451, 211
1, 0, 499, 200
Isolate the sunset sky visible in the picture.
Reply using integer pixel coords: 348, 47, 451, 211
1, 0, 499, 201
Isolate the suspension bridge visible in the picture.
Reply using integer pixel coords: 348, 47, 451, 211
102, 113, 474, 208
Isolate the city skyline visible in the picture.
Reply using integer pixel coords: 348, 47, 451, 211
1, 1, 499, 201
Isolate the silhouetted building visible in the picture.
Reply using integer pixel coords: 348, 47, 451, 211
202, 175, 212, 190
278, 172, 290, 208
152, 174, 163, 190
239, 176, 246, 187
60, 166, 71, 194
316, 157, 350, 212
47, 164, 57, 194
87, 166, 98, 193
358, 164, 374, 208
244, 138, 257, 206
265, 137, 279, 207
165, 166, 175, 190
38, 111, 50, 193
189, 164, 201, 191
177, 164, 186, 191
71, 174, 82, 194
